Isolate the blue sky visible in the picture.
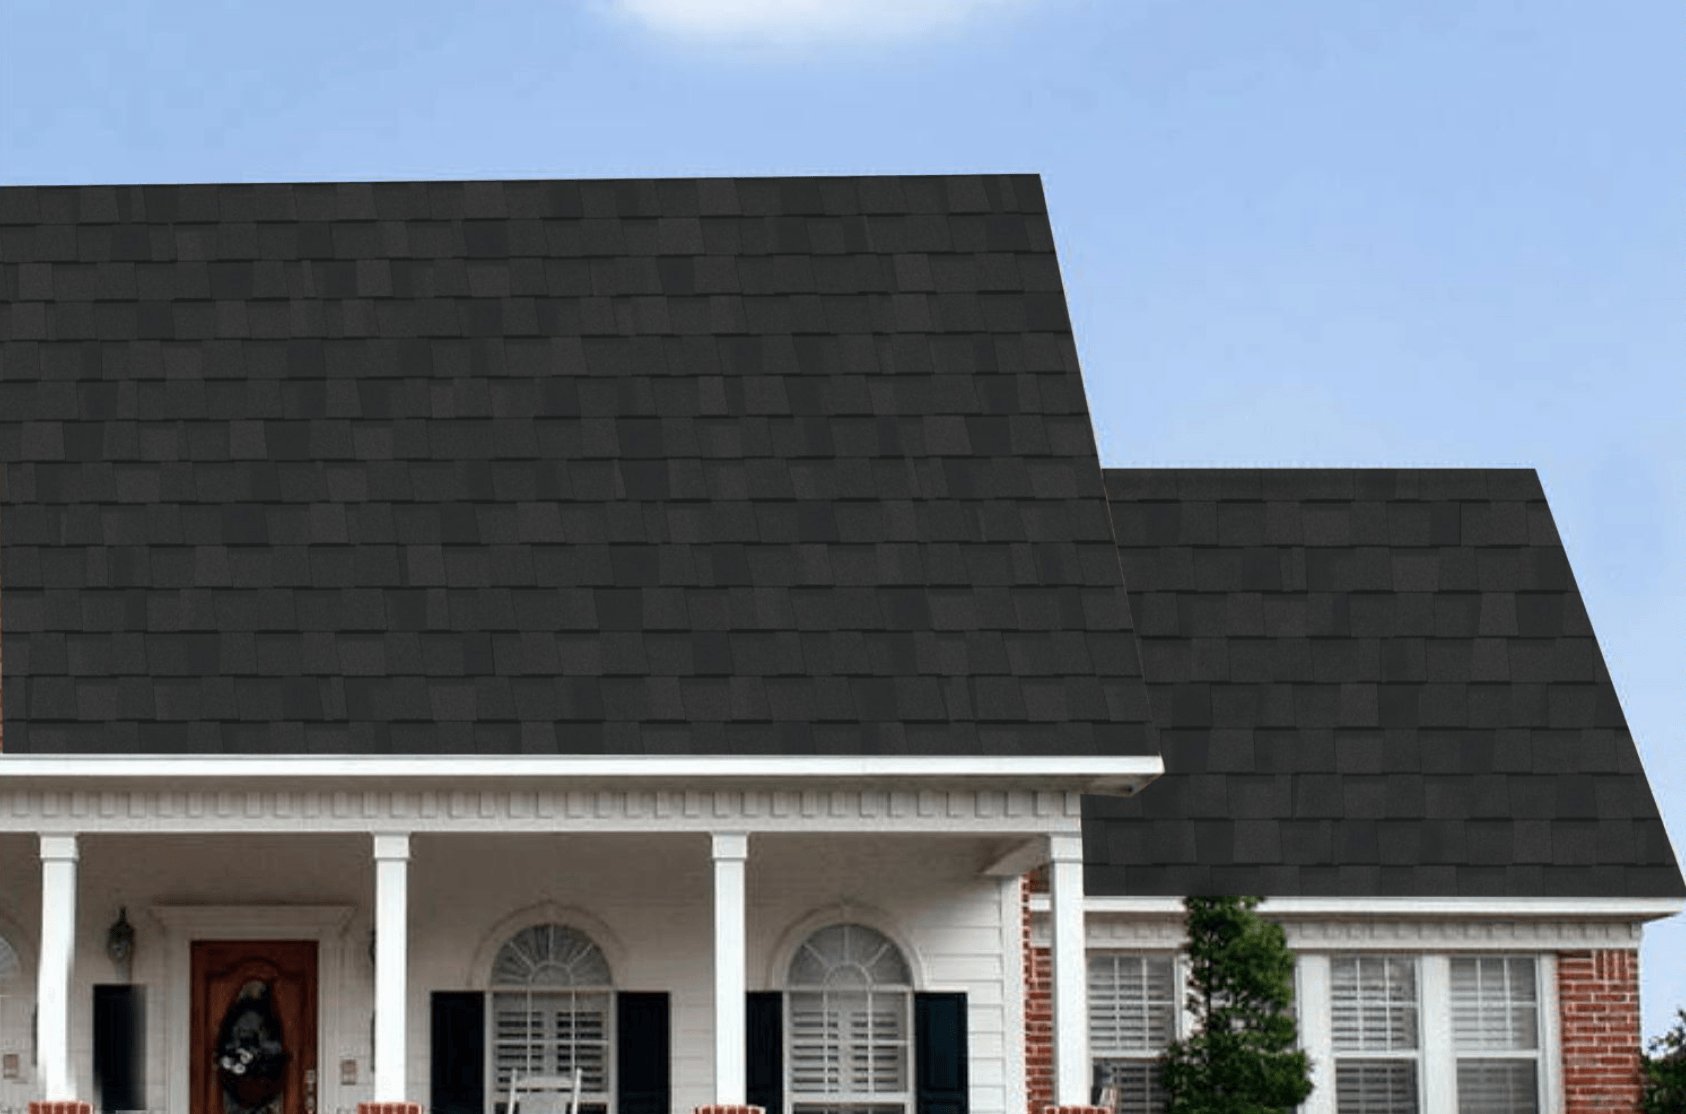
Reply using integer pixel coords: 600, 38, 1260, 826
4, 0, 1683, 1037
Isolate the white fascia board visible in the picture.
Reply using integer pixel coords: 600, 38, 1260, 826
0, 752, 1163, 795
1029, 894, 1685, 922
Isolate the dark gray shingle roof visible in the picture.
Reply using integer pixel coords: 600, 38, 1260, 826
0, 176, 1157, 757
1085, 467, 1684, 898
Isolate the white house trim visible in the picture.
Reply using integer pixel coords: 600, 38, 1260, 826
979, 837, 1048, 878
0, 786, 1092, 836
997, 877, 1028, 1114
1061, 895, 1684, 920
1541, 952, 1564, 1114
36, 834, 77, 1103
1294, 954, 1333, 1114
1040, 910, 1649, 953
712, 832, 749, 1107
1280, 918, 1645, 952
0, 754, 1163, 795
1079, 913, 1187, 950
149, 904, 355, 1114
1047, 832, 1087, 1108
1419, 955, 1456, 1114
372, 833, 410, 1103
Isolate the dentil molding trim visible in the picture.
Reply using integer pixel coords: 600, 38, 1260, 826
0, 785, 1085, 835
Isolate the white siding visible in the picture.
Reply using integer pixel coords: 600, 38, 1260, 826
0, 829, 1016, 1114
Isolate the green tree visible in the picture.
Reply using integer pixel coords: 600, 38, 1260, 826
1158, 896, 1314, 1114
1641, 1008, 1686, 1114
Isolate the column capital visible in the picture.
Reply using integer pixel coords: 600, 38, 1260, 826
711, 831, 749, 861
1047, 831, 1084, 864
372, 832, 411, 861
38, 833, 78, 862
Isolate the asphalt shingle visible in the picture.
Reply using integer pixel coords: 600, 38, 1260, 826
1085, 468, 1684, 898
0, 175, 1156, 760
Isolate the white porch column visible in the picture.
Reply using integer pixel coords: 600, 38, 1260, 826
1048, 831, 1090, 1109
372, 833, 411, 1104
38, 833, 79, 1103
711, 832, 750, 1106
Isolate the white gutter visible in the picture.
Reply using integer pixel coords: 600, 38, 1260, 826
0, 752, 1163, 795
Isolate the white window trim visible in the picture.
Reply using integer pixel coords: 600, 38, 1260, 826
1421, 955, 1455, 1114
1540, 954, 1563, 1114
1299, 952, 1557, 1114
1298, 955, 1334, 1114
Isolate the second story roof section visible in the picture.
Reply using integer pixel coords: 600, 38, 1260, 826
1087, 467, 1684, 899
0, 176, 1158, 759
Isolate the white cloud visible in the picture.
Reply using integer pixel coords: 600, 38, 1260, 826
601, 0, 1029, 47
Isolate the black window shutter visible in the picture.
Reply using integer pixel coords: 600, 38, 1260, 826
431, 991, 485, 1114
746, 991, 783, 1114
616, 992, 671, 1114
92, 984, 145, 1113
915, 992, 968, 1114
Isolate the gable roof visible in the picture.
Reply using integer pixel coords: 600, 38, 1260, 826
1086, 467, 1684, 898
0, 176, 1157, 759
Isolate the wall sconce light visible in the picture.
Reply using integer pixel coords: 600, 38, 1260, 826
106, 907, 136, 981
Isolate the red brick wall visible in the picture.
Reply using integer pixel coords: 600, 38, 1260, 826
1023, 874, 1054, 1114
1558, 949, 1643, 1114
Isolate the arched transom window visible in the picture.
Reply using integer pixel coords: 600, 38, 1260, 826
786, 924, 913, 1114
490, 925, 613, 1114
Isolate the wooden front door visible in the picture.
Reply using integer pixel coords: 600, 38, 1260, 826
191, 941, 318, 1114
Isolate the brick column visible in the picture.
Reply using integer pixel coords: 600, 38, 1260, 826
356, 1104, 422, 1114
1558, 949, 1643, 1114
1023, 874, 1055, 1114
28, 1103, 91, 1114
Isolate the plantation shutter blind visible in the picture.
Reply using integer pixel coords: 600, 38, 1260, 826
788, 991, 907, 1097
1086, 955, 1175, 1114
1330, 957, 1420, 1114
785, 924, 913, 1114
1087, 956, 1175, 1054
1450, 958, 1539, 1114
491, 990, 612, 1102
